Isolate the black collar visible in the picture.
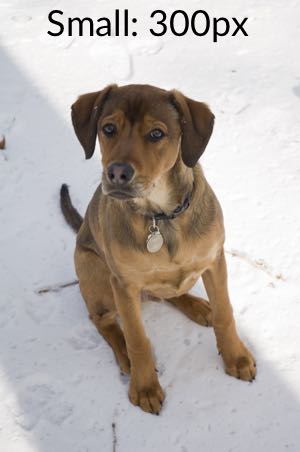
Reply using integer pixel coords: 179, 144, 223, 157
145, 191, 192, 222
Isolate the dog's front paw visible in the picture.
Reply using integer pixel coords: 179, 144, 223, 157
222, 342, 256, 382
129, 377, 165, 414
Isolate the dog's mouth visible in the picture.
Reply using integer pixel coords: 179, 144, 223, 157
102, 172, 146, 200
107, 190, 136, 200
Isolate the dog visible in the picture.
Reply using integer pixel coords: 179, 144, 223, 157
60, 84, 256, 414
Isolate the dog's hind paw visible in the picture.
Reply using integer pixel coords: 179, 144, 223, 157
168, 294, 212, 327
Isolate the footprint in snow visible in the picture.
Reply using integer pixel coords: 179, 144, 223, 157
66, 325, 101, 350
9, 382, 73, 431
11, 15, 32, 23
292, 83, 300, 98
90, 42, 132, 80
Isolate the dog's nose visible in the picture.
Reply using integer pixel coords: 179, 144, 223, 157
107, 162, 134, 185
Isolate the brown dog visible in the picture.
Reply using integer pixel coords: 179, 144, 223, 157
60, 84, 256, 414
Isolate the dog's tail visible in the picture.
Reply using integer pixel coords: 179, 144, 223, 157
60, 184, 83, 233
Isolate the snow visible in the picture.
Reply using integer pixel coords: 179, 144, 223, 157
1, 0, 300, 451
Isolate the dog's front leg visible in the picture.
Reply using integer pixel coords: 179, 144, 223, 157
202, 248, 256, 381
110, 275, 165, 414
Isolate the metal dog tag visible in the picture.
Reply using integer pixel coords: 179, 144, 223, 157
146, 219, 164, 253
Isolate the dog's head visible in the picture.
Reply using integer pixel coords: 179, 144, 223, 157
71, 84, 214, 200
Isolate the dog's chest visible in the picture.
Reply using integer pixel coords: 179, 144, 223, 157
141, 256, 205, 298
146, 270, 200, 298
121, 239, 219, 299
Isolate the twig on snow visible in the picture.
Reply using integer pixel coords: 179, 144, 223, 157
0, 134, 5, 149
112, 422, 117, 452
36, 279, 79, 294
225, 248, 285, 281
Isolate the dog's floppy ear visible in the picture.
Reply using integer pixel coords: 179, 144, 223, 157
71, 84, 116, 159
170, 90, 215, 167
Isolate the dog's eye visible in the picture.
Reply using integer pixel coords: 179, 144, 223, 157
102, 123, 117, 137
148, 128, 165, 142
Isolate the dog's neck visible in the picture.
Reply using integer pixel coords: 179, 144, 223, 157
132, 155, 194, 219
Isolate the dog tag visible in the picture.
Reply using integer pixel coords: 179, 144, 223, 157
147, 231, 164, 253
146, 219, 164, 253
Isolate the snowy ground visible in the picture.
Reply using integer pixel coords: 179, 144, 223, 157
1, 0, 300, 451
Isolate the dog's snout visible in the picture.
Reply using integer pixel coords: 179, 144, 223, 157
107, 162, 134, 185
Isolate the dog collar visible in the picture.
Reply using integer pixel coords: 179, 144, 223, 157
145, 191, 192, 253
145, 188, 192, 222
148, 194, 191, 222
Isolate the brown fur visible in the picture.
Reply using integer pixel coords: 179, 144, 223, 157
61, 84, 256, 414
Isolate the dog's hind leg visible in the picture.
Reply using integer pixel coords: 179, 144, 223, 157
75, 246, 130, 375
166, 293, 212, 326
